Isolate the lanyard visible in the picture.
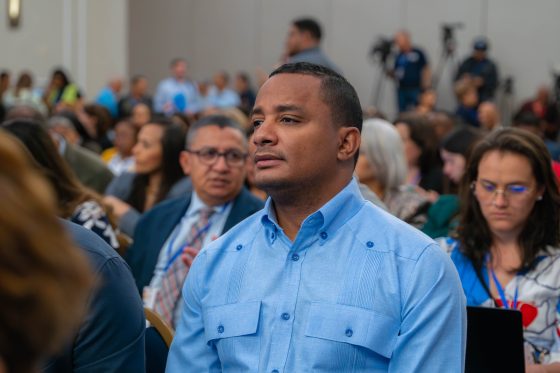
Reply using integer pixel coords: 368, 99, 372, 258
164, 221, 212, 272
487, 254, 519, 310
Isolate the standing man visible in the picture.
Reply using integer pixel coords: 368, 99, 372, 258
283, 17, 341, 74
154, 58, 200, 116
455, 37, 499, 102
392, 30, 431, 112
166, 62, 466, 372
125, 115, 263, 327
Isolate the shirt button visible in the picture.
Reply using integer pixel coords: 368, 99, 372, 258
281, 312, 290, 321
291, 253, 300, 261
320, 231, 328, 239
366, 241, 374, 248
217, 325, 224, 334
236, 244, 243, 251
271, 370, 279, 373
345, 328, 353, 337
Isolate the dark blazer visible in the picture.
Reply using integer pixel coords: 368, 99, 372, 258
126, 188, 264, 293
44, 221, 145, 373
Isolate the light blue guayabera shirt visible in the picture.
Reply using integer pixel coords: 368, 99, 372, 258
166, 178, 466, 372
153, 77, 200, 115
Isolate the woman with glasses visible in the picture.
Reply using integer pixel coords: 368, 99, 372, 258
104, 120, 191, 237
439, 128, 560, 371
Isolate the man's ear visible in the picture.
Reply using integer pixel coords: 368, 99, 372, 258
179, 150, 191, 175
337, 126, 361, 162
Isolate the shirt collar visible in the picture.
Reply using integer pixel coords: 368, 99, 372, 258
186, 191, 229, 218
260, 177, 366, 242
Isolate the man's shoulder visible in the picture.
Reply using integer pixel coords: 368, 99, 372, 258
140, 195, 190, 224
62, 220, 121, 271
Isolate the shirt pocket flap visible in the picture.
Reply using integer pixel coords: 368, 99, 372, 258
305, 302, 400, 358
203, 301, 261, 343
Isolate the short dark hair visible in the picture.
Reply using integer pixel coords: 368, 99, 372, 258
458, 128, 560, 271
186, 114, 246, 148
131, 75, 146, 86
292, 18, 322, 40
269, 62, 362, 133
170, 58, 186, 68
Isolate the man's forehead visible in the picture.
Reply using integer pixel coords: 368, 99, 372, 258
257, 74, 321, 100
191, 125, 245, 146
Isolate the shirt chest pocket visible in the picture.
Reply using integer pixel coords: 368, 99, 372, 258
305, 302, 400, 362
203, 301, 261, 369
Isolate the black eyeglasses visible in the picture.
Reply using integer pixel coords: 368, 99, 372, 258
186, 148, 248, 167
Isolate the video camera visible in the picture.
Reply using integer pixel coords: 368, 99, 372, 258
370, 37, 393, 65
441, 23, 463, 54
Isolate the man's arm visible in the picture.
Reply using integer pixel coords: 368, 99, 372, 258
389, 244, 467, 372
166, 252, 222, 372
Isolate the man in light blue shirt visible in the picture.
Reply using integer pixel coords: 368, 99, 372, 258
154, 58, 200, 116
167, 62, 466, 372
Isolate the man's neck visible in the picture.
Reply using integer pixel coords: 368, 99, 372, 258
268, 178, 350, 241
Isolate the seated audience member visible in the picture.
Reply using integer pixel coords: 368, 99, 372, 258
104, 120, 191, 236
395, 114, 444, 197
44, 114, 114, 193
204, 71, 241, 110
0, 131, 93, 373
415, 88, 438, 114
422, 126, 483, 238
356, 118, 429, 227
478, 101, 502, 132
130, 102, 152, 129
77, 103, 114, 152
0, 70, 10, 101
95, 77, 123, 119
519, 85, 560, 141
454, 77, 480, 127
513, 111, 560, 162
102, 119, 138, 176
42, 68, 81, 114
234, 71, 257, 115
126, 115, 264, 327
2, 71, 47, 115
439, 128, 560, 371
118, 75, 153, 119
1, 119, 119, 250
153, 58, 200, 116
50, 110, 102, 153
427, 110, 456, 143
166, 62, 465, 372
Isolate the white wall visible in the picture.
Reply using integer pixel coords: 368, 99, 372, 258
1, 0, 128, 100
130, 0, 560, 121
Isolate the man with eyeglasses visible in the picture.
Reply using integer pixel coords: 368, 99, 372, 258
125, 114, 264, 327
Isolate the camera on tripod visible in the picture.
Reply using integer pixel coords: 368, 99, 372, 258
370, 37, 393, 65
441, 22, 463, 55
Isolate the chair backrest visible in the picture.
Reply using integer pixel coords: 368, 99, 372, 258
145, 307, 174, 347
145, 307, 175, 373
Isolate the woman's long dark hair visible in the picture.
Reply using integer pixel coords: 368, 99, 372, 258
127, 120, 186, 212
0, 119, 100, 218
457, 128, 560, 272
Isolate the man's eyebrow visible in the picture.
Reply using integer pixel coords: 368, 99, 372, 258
250, 105, 304, 117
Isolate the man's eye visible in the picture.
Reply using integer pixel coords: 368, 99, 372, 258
200, 149, 218, 157
252, 119, 263, 128
226, 151, 244, 161
280, 117, 298, 124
